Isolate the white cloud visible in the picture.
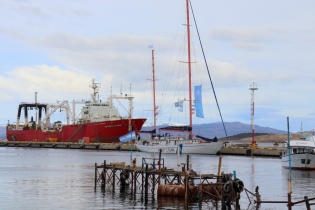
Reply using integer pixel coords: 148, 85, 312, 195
210, 25, 292, 51
0, 65, 94, 102
0, 0, 315, 131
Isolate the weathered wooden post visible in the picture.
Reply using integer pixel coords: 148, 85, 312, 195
217, 156, 222, 176
113, 166, 116, 190
141, 170, 144, 193
304, 196, 311, 210
101, 160, 106, 188
158, 149, 161, 184
133, 158, 136, 194
185, 169, 188, 207
255, 186, 261, 209
94, 163, 97, 189
104, 160, 106, 187
131, 166, 134, 189
145, 164, 149, 197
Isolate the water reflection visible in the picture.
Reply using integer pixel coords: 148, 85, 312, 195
1, 148, 315, 210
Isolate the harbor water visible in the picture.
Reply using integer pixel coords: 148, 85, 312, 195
0, 147, 314, 209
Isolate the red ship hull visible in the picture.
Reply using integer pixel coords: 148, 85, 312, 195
6, 118, 146, 143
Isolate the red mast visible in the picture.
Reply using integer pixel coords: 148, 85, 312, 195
152, 49, 157, 130
186, 0, 193, 139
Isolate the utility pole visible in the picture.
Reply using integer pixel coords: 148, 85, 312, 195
249, 83, 258, 147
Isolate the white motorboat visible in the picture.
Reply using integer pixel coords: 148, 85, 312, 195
281, 135, 315, 170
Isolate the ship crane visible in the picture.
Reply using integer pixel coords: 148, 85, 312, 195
110, 93, 134, 119
40, 100, 72, 130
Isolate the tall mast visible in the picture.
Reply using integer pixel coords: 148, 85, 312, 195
249, 82, 258, 146
186, 0, 193, 138
152, 49, 157, 130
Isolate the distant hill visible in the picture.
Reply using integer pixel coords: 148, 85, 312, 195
0, 126, 5, 138
193, 122, 287, 138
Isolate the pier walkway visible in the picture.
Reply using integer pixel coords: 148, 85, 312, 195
0, 140, 284, 157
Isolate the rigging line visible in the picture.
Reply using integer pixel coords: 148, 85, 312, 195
189, 0, 228, 137
161, 29, 186, 113
160, 2, 185, 108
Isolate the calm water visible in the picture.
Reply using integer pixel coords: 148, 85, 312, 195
0, 147, 314, 210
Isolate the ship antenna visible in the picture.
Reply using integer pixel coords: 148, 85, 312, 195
90, 78, 100, 103
120, 84, 122, 97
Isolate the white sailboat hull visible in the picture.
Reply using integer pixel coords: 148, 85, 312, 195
137, 142, 223, 155
136, 144, 178, 154
181, 142, 223, 155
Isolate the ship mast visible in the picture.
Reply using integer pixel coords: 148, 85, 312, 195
152, 49, 157, 130
90, 79, 100, 103
186, 0, 193, 139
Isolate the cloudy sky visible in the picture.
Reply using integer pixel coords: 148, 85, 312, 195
0, 0, 314, 133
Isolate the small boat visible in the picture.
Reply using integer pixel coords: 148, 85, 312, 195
281, 134, 315, 170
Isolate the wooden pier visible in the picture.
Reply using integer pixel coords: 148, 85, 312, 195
0, 140, 285, 157
220, 145, 284, 157
0, 141, 136, 151
94, 154, 253, 209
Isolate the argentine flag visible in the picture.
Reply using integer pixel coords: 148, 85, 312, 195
119, 131, 136, 143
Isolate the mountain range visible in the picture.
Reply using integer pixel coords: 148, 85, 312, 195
141, 121, 287, 139
0, 122, 287, 139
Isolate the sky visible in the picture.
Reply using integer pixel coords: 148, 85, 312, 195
0, 0, 315, 133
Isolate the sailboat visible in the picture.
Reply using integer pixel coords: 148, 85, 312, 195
136, 0, 223, 155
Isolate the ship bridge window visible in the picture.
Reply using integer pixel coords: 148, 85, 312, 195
293, 148, 297, 154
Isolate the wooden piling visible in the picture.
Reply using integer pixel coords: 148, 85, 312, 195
158, 149, 161, 185
113, 166, 116, 190
94, 163, 97, 189
287, 175, 292, 210
304, 196, 311, 210
217, 156, 222, 176
145, 164, 149, 197
133, 158, 136, 193
185, 170, 188, 207
104, 160, 106, 187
